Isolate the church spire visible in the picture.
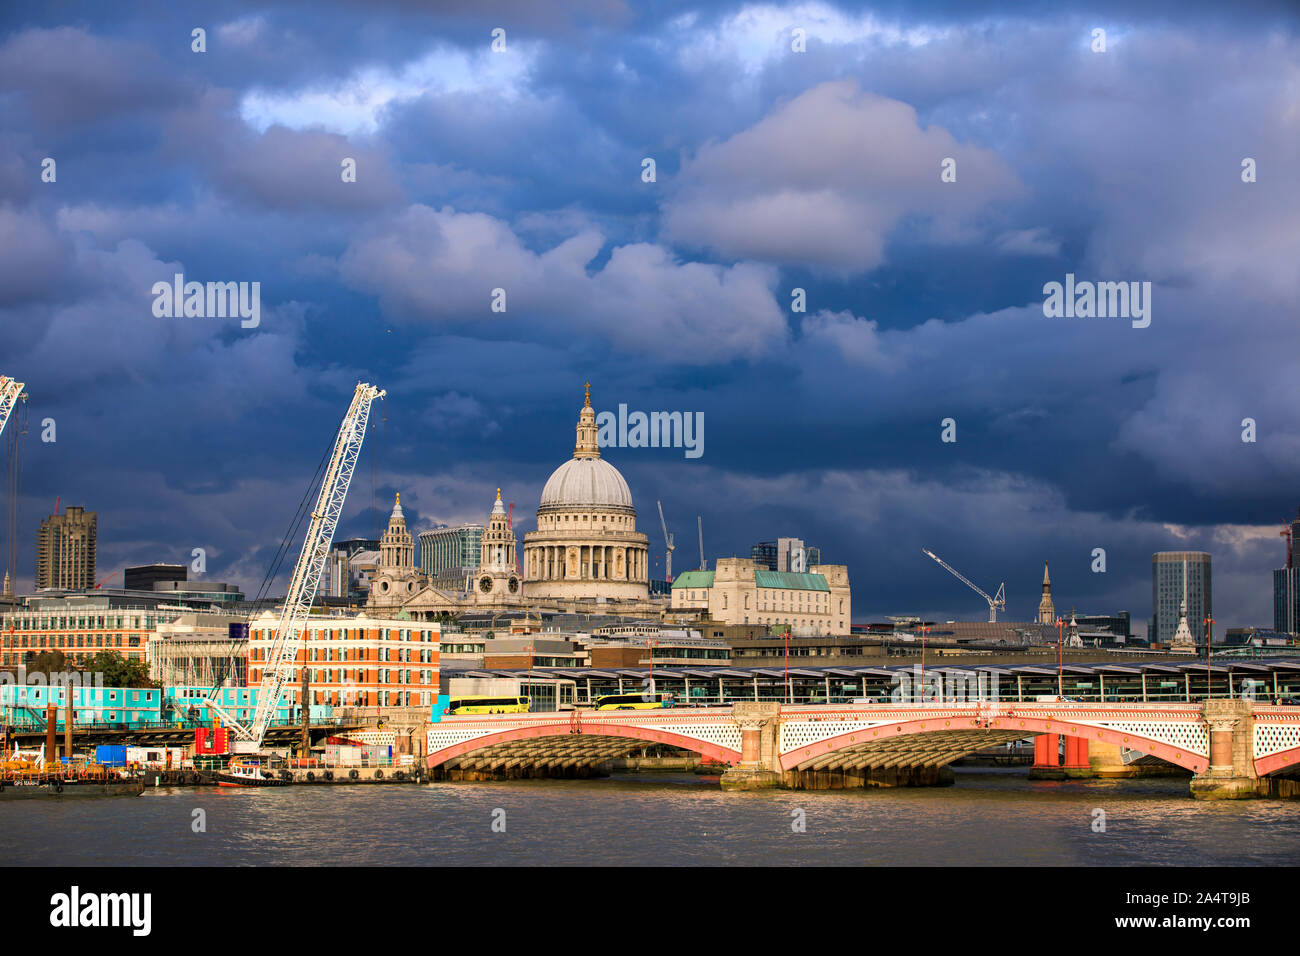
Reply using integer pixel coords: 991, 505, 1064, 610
1037, 561, 1055, 624
574, 382, 601, 459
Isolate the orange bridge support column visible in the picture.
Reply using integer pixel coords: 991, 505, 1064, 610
1062, 735, 1093, 777
1029, 733, 1065, 780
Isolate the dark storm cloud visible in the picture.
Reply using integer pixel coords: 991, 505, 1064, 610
0, 0, 1296, 634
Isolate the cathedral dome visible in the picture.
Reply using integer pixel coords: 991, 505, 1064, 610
539, 457, 634, 512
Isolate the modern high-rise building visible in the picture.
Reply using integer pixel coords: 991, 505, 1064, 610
322, 538, 379, 599
1274, 508, 1300, 636
750, 541, 777, 571
418, 524, 485, 588
35, 506, 97, 591
753, 539, 821, 572
1152, 551, 1212, 647
124, 564, 186, 592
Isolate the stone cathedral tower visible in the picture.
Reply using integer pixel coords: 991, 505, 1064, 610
1037, 562, 1056, 625
471, 489, 522, 605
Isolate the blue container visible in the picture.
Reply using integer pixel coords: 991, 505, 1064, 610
95, 744, 127, 767
431, 694, 449, 723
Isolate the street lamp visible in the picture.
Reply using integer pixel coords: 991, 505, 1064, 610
1204, 615, 1214, 699
919, 622, 930, 704
1056, 617, 1065, 697
525, 642, 534, 711
783, 627, 791, 704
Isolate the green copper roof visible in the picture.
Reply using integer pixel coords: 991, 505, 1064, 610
754, 570, 830, 592
671, 570, 715, 588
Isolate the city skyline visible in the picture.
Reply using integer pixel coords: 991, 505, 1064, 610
1, 1, 1297, 635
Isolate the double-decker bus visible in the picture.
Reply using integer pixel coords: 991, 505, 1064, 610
446, 695, 530, 715
593, 693, 674, 711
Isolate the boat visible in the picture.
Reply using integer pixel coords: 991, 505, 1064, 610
215, 756, 289, 787
0, 761, 146, 798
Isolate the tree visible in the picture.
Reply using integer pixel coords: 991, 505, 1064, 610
24, 649, 70, 679
79, 650, 156, 688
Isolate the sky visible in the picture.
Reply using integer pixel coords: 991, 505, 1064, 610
1, 0, 1297, 634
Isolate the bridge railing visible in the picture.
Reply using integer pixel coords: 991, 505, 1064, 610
0, 715, 358, 734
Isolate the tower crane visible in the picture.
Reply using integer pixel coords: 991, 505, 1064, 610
922, 548, 1006, 623
209, 382, 385, 749
656, 500, 674, 582
0, 376, 25, 440
697, 515, 706, 571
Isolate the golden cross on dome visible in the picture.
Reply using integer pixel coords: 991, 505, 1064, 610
395, 492, 400, 505
496, 488, 502, 499
584, 381, 592, 406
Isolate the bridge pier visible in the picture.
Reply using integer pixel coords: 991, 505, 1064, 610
1190, 699, 1264, 800
781, 765, 955, 790
1062, 735, 1092, 778
718, 702, 782, 791
1028, 733, 1064, 779
1029, 733, 1092, 779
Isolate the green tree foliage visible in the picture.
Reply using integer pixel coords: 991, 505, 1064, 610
23, 649, 70, 678
78, 650, 156, 688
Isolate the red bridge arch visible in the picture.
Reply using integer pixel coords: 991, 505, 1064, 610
779, 714, 1209, 774
427, 721, 742, 769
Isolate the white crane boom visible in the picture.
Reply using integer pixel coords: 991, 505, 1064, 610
213, 382, 384, 747
922, 548, 1007, 623
0, 376, 26, 441
697, 516, 705, 570
656, 500, 675, 582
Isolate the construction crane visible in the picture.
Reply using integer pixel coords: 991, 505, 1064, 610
922, 548, 1006, 623
507, 501, 521, 573
0, 376, 25, 441
656, 500, 674, 582
93, 571, 117, 589
697, 515, 706, 571
210, 382, 385, 749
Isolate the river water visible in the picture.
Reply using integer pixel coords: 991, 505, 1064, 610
5, 769, 1298, 866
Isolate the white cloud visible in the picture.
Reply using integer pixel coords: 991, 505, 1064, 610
238, 42, 541, 135
338, 204, 789, 362
662, 79, 1022, 273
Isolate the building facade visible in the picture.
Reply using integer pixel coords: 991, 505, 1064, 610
750, 541, 777, 571
418, 524, 484, 586
123, 564, 186, 592
323, 538, 379, 599
671, 558, 851, 635
1, 592, 244, 667
35, 506, 97, 590
522, 386, 650, 602
1152, 551, 1212, 647
247, 612, 440, 709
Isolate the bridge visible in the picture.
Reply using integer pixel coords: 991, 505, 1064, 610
427, 699, 1300, 799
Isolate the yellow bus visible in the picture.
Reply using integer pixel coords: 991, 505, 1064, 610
593, 693, 674, 711
446, 695, 530, 715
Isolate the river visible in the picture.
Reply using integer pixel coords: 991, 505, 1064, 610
5, 768, 1298, 866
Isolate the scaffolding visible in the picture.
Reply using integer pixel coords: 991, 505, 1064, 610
147, 637, 247, 688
